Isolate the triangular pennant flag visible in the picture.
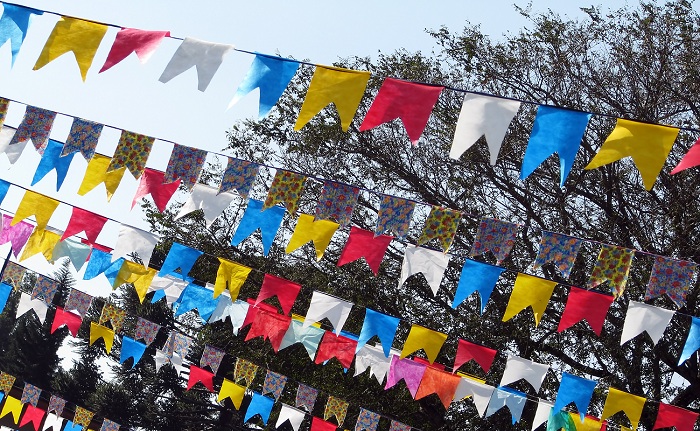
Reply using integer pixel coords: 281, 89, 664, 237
263, 170, 306, 214
356, 308, 400, 357
680, 316, 700, 364
219, 158, 260, 198
8, 105, 57, 155
600, 387, 646, 430
52, 237, 91, 270
454, 339, 497, 373
159, 242, 203, 278
84, 249, 123, 284
174, 283, 219, 322
653, 402, 699, 431
414, 367, 461, 408
42, 413, 65, 431
354, 343, 393, 384
286, 214, 339, 260
73, 406, 94, 428
360, 78, 443, 144
51, 307, 82, 336
89, 322, 115, 354
132, 168, 180, 211
61, 118, 103, 160
645, 256, 697, 307
262, 370, 287, 401
532, 400, 553, 431
276, 404, 306, 431
400, 324, 447, 364
485, 388, 528, 425
245, 308, 291, 351
324, 395, 349, 426
114, 261, 157, 302
108, 130, 155, 179
231, 199, 286, 256
60, 207, 108, 243
46, 395, 65, 416
234, 358, 258, 387
13, 190, 59, 230
99, 303, 126, 333
502, 273, 557, 327
533, 231, 584, 278
77, 154, 126, 200
163, 331, 192, 358
112, 225, 159, 267
315, 180, 359, 227
315, 331, 358, 368
120, 336, 147, 368
385, 356, 427, 397
376, 195, 415, 239
256, 273, 301, 315
230, 54, 300, 117
159, 37, 233, 91
31, 139, 76, 190
295, 65, 371, 131
0, 395, 22, 423
520, 106, 591, 185
417, 206, 461, 252
175, 183, 236, 227
499, 355, 550, 392
620, 300, 675, 345
452, 259, 505, 313
32, 274, 58, 303
295, 384, 319, 412
100, 28, 169, 72
0, 214, 34, 257
186, 365, 214, 392
553, 373, 597, 422
279, 319, 325, 359
33, 17, 108, 80
19, 404, 44, 431
558, 286, 614, 335
337, 227, 392, 275
454, 377, 496, 416
217, 379, 246, 409
311, 417, 337, 431
0, 4, 42, 65
399, 245, 450, 295
355, 408, 380, 431
585, 118, 679, 190
213, 258, 250, 299
304, 290, 354, 334
587, 244, 635, 297
19, 228, 60, 262
65, 289, 92, 317
449, 93, 521, 163
134, 317, 160, 345
164, 144, 207, 190
469, 218, 519, 264
21, 383, 39, 406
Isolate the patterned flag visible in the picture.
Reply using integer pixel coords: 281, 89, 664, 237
8, 105, 56, 153
164, 143, 207, 190
99, 303, 126, 333
263, 170, 307, 214
32, 274, 58, 304
134, 317, 160, 346
65, 289, 93, 317
73, 406, 94, 428
295, 384, 318, 412
469, 218, 519, 264
262, 370, 287, 401
324, 396, 349, 425
219, 158, 260, 198
62, 118, 103, 159
108, 130, 155, 179
355, 408, 380, 431
587, 244, 635, 297
47, 395, 66, 416
645, 256, 698, 307
533, 231, 583, 278
376, 195, 415, 239
416, 206, 461, 252
315, 180, 359, 227
200, 345, 225, 374
234, 358, 258, 387
1, 262, 25, 287
163, 332, 192, 358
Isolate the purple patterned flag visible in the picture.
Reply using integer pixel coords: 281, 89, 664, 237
32, 274, 58, 304
315, 180, 359, 227
587, 244, 635, 298
62, 117, 103, 160
0, 214, 34, 257
263, 170, 307, 214
47, 395, 66, 416
134, 317, 160, 346
21, 383, 40, 406
164, 332, 193, 358
416, 206, 461, 252
376, 195, 415, 239
355, 408, 380, 431
108, 130, 155, 179
262, 370, 287, 401
9, 105, 57, 153
65, 289, 93, 317
389, 420, 411, 431
200, 344, 225, 374
219, 158, 260, 198
469, 218, 519, 264
645, 256, 697, 307
533, 231, 583, 278
164, 143, 207, 190
295, 384, 318, 412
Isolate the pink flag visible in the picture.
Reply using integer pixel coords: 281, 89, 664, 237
60, 207, 108, 243
187, 365, 214, 392
385, 355, 427, 397
255, 274, 301, 315
100, 28, 170, 73
132, 168, 181, 212
672, 136, 700, 174
19, 404, 45, 431
653, 402, 699, 431
454, 339, 497, 373
0, 214, 33, 257
50, 307, 82, 337
558, 286, 614, 335
337, 226, 392, 275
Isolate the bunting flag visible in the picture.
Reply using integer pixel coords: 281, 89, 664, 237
186, 365, 214, 392
154, 350, 185, 374
163, 331, 193, 358
46, 395, 65, 416
108, 130, 155, 179
50, 307, 82, 336
389, 420, 412, 431
32, 274, 57, 303
84, 249, 123, 283
276, 404, 306, 431
21, 383, 39, 406
0, 99, 7, 131
209, 296, 247, 330
230, 199, 286, 256
469, 218, 519, 264
532, 400, 553, 431
199, 344, 225, 374
89, 322, 115, 353
454, 339, 497, 373
552, 373, 597, 422
99, 303, 126, 333
0, 371, 14, 394
19, 404, 44, 431
262, 370, 287, 401
359, 78, 443, 145
304, 291, 354, 335
134, 317, 160, 345
158, 37, 234, 91
77, 154, 126, 200
113, 261, 158, 301
533, 231, 584, 278
263, 170, 307, 214
399, 245, 450, 295
8, 105, 57, 157
60, 207, 108, 243
0, 395, 22, 423
219, 158, 260, 198
132, 168, 180, 212
0, 178, 9, 205
279, 319, 325, 359
43, 413, 65, 431
600, 387, 646, 430
324, 395, 349, 426
547, 410, 576, 431
672, 136, 700, 174
234, 358, 258, 387
337, 227, 393, 275
355, 408, 380, 431
217, 379, 246, 409
452, 259, 505, 313
296, 384, 319, 412
502, 273, 557, 326
31, 139, 76, 190
414, 367, 461, 408
0, 4, 42, 65
65, 289, 93, 318
312, 417, 338, 431
376, 195, 415, 239
245, 308, 291, 351
680, 316, 700, 364
499, 355, 550, 392
159, 242, 203, 278
485, 388, 527, 425
100, 419, 120, 431
242, 300, 278, 328
557, 286, 614, 335
229, 54, 300, 117
212, 258, 250, 299
175, 183, 236, 227
99, 28, 170, 73
174, 283, 219, 322
12, 190, 59, 231
294, 65, 371, 131
0, 282, 11, 313
315, 331, 358, 368
19, 228, 60, 262
356, 308, 400, 357
453, 378, 495, 416
653, 402, 699, 431
620, 300, 675, 345
2, 263, 25, 288
73, 406, 94, 428
587, 244, 635, 297
120, 336, 147, 368
416, 206, 461, 252
164, 143, 207, 190
0, 214, 33, 257
315, 180, 359, 227
112, 225, 159, 267
256, 273, 301, 315
52, 237, 91, 270
286, 214, 339, 260
585, 118, 680, 190
449, 93, 521, 163
244, 392, 274, 425
520, 106, 591, 185
400, 325, 447, 364
645, 256, 698, 307
355, 343, 393, 384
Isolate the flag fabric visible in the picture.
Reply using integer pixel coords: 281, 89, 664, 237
304, 291, 354, 334
159, 242, 203, 279
159, 37, 234, 91
8, 105, 56, 156
533, 231, 583, 278
400, 324, 447, 364
454, 339, 497, 373
100, 28, 170, 73
31, 139, 76, 190
557, 286, 614, 335
356, 308, 400, 357
219, 157, 260, 198
108, 130, 155, 179
399, 245, 450, 295
315, 331, 358, 368
600, 387, 646, 430
499, 355, 550, 392
587, 244, 635, 297
376, 195, 415, 239
0, 4, 42, 65
414, 366, 461, 408
132, 168, 180, 212
61, 206, 108, 243
502, 273, 557, 327
231, 199, 286, 256
620, 300, 675, 345
552, 372, 597, 422
286, 214, 339, 260
315, 180, 359, 227
263, 169, 307, 214
385, 356, 427, 397
337, 227, 393, 275
469, 218, 519, 264
323, 395, 349, 425
12, 190, 59, 230
645, 256, 698, 307
77, 154, 126, 200
61, 117, 103, 159
416, 206, 461, 252
175, 183, 236, 227
213, 258, 251, 299
164, 143, 207, 190
0, 214, 34, 257
452, 259, 505, 313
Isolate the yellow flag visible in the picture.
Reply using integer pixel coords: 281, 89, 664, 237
78, 154, 126, 201
294, 65, 371, 131
214, 258, 251, 299
568, 413, 603, 431
502, 273, 557, 326
285, 214, 339, 260
114, 260, 157, 302
217, 378, 246, 409
12, 190, 59, 231
89, 322, 115, 354
400, 324, 447, 364
19, 229, 61, 262
584, 119, 679, 190
600, 387, 646, 430
0, 396, 22, 423
33, 17, 109, 81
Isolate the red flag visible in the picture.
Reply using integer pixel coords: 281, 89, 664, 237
360, 78, 444, 145
255, 274, 301, 315
558, 287, 614, 335
453, 339, 497, 373
311, 417, 338, 431
653, 403, 699, 431
100, 28, 170, 73
414, 367, 461, 408
132, 168, 180, 212
672, 136, 700, 174
50, 307, 82, 337
337, 226, 392, 275
314, 331, 357, 369
61, 207, 108, 243
242, 299, 277, 328
187, 365, 214, 392
245, 308, 291, 352
19, 405, 45, 431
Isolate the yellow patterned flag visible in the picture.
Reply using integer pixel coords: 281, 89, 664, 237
214, 258, 251, 299
0, 396, 22, 423
12, 190, 59, 231
585, 119, 679, 190
218, 379, 246, 409
114, 260, 158, 302
294, 65, 370, 131
400, 324, 448, 364
600, 387, 646, 430
33, 17, 108, 81
285, 214, 339, 260
234, 358, 258, 387
78, 154, 126, 201
19, 229, 61, 262
502, 273, 557, 327
73, 406, 94, 428
0, 372, 15, 393
324, 396, 349, 426
99, 303, 126, 333
89, 322, 114, 354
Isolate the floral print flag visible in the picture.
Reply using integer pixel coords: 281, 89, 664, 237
134, 317, 160, 346
417, 206, 461, 252
31, 274, 57, 304
1, 262, 25, 287
164, 143, 207, 190
99, 303, 126, 333
533, 231, 584, 278
234, 358, 258, 387
0, 372, 15, 393
9, 105, 57, 153
164, 332, 193, 358
263, 170, 306, 214
65, 289, 93, 317
389, 420, 412, 431
469, 218, 519, 264
62, 117, 103, 160
315, 180, 359, 227
21, 383, 40, 407
324, 395, 349, 426
73, 406, 94, 428
295, 384, 318, 412
262, 370, 287, 401
47, 395, 66, 416
587, 244, 635, 298
200, 344, 225, 374
108, 130, 155, 179
355, 408, 380, 431
645, 256, 697, 307
376, 195, 415, 239
219, 158, 260, 199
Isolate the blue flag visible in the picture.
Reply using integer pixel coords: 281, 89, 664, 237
120, 336, 147, 368
452, 259, 505, 313
158, 242, 203, 279
0, 4, 42, 65
31, 139, 76, 190
356, 308, 400, 357
230, 54, 300, 118
0, 179, 10, 206
679, 316, 700, 364
63, 420, 83, 431
0, 282, 12, 313
552, 372, 596, 422
231, 199, 286, 256
84, 249, 123, 285
175, 283, 218, 323
244, 392, 274, 424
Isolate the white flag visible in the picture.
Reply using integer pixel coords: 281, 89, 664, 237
159, 37, 234, 91
532, 400, 554, 430
620, 300, 675, 345
499, 355, 550, 392
276, 404, 306, 431
16, 292, 48, 323
303, 291, 354, 335
399, 245, 450, 295
112, 225, 158, 267
453, 377, 495, 416
175, 183, 237, 227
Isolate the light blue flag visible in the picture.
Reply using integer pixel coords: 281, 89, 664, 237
279, 319, 325, 359
244, 392, 274, 425
158, 242, 203, 278
83, 249, 123, 285
63, 420, 83, 431
546, 410, 576, 431
485, 387, 527, 425
231, 199, 286, 256
552, 372, 596, 422
174, 283, 218, 323
356, 308, 400, 357
0, 282, 12, 313
679, 316, 700, 364
120, 336, 147, 368
452, 259, 505, 313
52, 239, 91, 271
520, 106, 591, 186
31, 139, 76, 190
230, 54, 300, 118
0, 4, 42, 65
0, 179, 10, 206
